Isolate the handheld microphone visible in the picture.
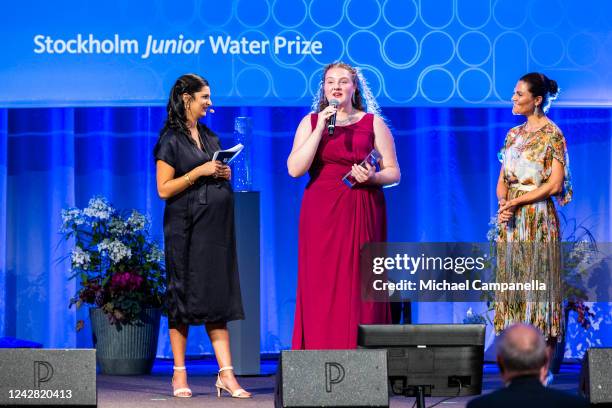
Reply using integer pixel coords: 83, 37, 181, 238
328, 99, 339, 135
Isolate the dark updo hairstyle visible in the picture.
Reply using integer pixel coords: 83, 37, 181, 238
160, 73, 209, 137
519, 72, 559, 114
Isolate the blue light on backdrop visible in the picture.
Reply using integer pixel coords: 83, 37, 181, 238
1, 106, 611, 357
1, 0, 612, 107
0, 1, 611, 358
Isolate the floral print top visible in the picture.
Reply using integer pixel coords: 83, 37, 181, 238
499, 120, 572, 206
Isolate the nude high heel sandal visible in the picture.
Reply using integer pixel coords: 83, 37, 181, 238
172, 366, 192, 398
215, 366, 251, 398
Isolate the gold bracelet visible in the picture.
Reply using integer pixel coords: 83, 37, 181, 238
184, 173, 194, 186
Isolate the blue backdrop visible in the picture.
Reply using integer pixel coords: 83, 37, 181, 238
2, 0, 612, 107
0, 106, 610, 357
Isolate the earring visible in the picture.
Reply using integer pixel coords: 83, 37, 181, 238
352, 93, 356, 104
533, 104, 540, 116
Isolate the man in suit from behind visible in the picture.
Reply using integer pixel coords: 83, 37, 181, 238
467, 323, 588, 408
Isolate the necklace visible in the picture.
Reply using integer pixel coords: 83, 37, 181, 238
523, 119, 549, 133
190, 131, 201, 149
335, 113, 358, 126
188, 126, 206, 153
197, 131, 209, 155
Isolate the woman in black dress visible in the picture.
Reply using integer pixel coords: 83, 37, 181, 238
154, 74, 250, 398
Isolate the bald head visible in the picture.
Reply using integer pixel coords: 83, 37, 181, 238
497, 324, 548, 374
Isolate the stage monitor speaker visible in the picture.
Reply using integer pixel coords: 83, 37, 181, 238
275, 349, 388, 407
0, 349, 96, 407
580, 347, 612, 405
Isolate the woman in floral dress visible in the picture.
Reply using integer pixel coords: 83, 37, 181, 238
494, 73, 572, 351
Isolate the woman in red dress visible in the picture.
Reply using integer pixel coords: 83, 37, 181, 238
287, 62, 401, 349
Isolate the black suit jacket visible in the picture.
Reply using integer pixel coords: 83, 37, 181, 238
466, 375, 589, 408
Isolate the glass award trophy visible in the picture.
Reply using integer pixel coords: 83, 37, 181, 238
342, 149, 382, 188
231, 116, 253, 191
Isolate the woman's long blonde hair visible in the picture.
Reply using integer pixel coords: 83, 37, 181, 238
311, 62, 381, 117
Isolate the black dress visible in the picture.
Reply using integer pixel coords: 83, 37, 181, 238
154, 124, 244, 327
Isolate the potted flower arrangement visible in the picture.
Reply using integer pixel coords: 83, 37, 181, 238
552, 215, 599, 373
559, 214, 598, 332
61, 196, 165, 375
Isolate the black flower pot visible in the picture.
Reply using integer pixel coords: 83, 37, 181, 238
89, 308, 161, 375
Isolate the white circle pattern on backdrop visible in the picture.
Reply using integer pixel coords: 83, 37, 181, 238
193, 0, 609, 105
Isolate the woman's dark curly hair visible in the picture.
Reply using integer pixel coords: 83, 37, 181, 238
160, 73, 209, 137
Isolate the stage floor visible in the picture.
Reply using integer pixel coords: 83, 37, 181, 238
96, 358, 584, 407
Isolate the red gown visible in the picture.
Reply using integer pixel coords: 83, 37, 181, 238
291, 113, 391, 350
